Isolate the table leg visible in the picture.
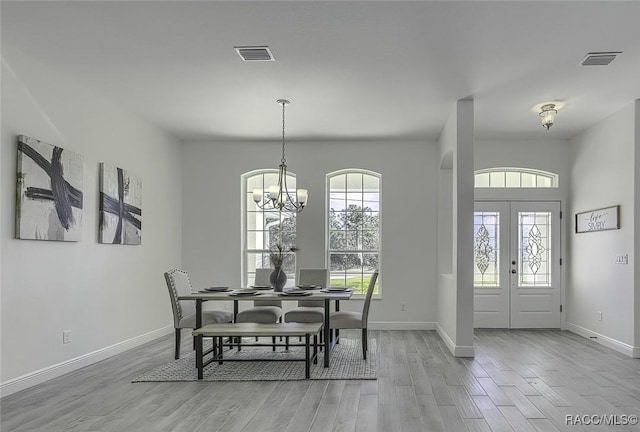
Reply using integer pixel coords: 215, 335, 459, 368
196, 299, 203, 374
305, 334, 311, 379
196, 299, 203, 328
196, 331, 203, 379
324, 298, 330, 367
233, 300, 239, 348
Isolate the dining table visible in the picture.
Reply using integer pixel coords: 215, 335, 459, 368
177, 288, 354, 367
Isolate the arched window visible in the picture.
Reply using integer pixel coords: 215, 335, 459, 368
243, 170, 297, 287
475, 168, 558, 188
327, 170, 381, 296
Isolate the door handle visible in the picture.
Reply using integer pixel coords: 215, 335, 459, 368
511, 269, 517, 274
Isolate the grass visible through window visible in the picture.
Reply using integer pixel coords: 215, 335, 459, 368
329, 275, 379, 295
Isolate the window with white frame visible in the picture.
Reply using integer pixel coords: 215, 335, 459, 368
243, 170, 297, 287
475, 167, 558, 188
327, 170, 381, 296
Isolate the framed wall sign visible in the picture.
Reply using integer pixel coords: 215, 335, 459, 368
575, 205, 620, 233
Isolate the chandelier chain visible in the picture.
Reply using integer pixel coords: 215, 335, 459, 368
281, 101, 286, 164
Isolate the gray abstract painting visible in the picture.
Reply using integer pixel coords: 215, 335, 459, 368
99, 163, 142, 245
16, 135, 84, 241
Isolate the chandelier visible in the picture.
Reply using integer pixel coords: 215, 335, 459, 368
252, 99, 308, 212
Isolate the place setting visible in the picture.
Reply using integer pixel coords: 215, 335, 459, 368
320, 286, 351, 293
199, 286, 230, 293
296, 284, 321, 290
229, 288, 262, 296
278, 288, 313, 297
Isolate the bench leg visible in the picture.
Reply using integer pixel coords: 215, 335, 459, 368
272, 336, 276, 352
285, 336, 289, 350
196, 334, 203, 379
313, 334, 318, 364
305, 333, 311, 379
219, 336, 224, 364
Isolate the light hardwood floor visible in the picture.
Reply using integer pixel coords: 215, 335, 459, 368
2, 330, 640, 432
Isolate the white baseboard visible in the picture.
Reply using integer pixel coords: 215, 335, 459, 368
566, 322, 639, 358
368, 321, 436, 331
436, 323, 475, 357
0, 325, 173, 398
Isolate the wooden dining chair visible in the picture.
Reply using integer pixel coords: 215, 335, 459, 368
164, 269, 234, 359
329, 271, 378, 359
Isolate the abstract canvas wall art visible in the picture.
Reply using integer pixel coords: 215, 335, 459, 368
16, 135, 84, 241
99, 163, 142, 245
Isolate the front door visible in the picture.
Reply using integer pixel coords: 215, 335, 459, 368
474, 201, 561, 328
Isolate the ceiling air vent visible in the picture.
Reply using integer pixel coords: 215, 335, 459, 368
234, 46, 275, 62
580, 51, 622, 66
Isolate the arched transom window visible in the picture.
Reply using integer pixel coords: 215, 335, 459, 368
475, 167, 558, 188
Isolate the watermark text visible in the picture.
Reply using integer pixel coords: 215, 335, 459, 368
565, 414, 638, 426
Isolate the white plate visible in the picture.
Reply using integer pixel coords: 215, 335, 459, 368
232, 289, 258, 294
250, 285, 272, 290
230, 291, 261, 296
296, 284, 320, 290
204, 287, 230, 292
279, 291, 312, 296
326, 287, 348, 291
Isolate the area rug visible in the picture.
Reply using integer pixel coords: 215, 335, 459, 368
132, 338, 376, 382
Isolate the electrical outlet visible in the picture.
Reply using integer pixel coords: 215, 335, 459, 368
597, 311, 602, 322
62, 330, 72, 344
401, 303, 406, 311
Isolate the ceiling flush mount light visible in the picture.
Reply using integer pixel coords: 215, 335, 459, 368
253, 99, 308, 213
532, 101, 565, 131
539, 103, 558, 130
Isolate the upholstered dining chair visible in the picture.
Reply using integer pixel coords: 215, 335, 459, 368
164, 269, 234, 359
329, 271, 379, 359
283, 269, 327, 349
284, 268, 327, 325
235, 268, 283, 350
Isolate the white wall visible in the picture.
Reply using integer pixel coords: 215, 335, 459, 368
568, 101, 638, 356
0, 46, 183, 394
181, 139, 438, 328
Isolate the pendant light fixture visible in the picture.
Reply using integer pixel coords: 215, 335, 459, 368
252, 99, 308, 212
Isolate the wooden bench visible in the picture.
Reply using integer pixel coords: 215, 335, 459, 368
192, 322, 323, 379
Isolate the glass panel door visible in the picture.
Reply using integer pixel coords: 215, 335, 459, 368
510, 202, 561, 328
473, 202, 510, 328
474, 201, 561, 329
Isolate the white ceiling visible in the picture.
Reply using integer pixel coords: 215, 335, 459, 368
2, 1, 640, 141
